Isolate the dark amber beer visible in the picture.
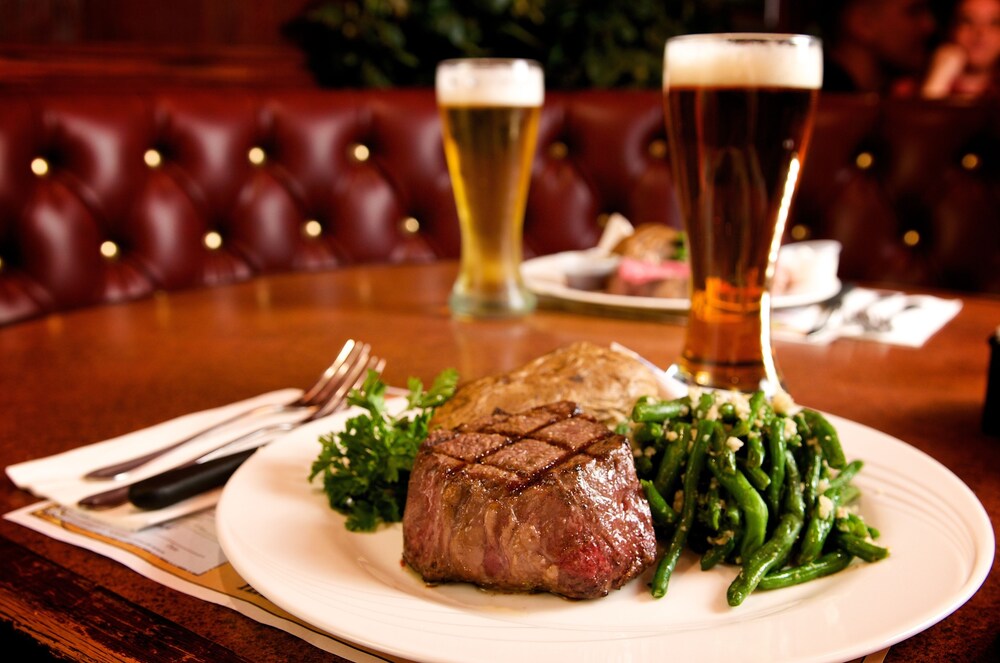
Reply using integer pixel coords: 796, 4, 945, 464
437, 59, 543, 318
663, 34, 822, 393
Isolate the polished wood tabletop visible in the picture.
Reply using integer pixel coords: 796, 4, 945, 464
1, 262, 997, 662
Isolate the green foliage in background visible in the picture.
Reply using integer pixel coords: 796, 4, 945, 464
286, 0, 737, 89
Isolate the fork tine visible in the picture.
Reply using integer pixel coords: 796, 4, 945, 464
299, 339, 357, 404
315, 349, 376, 418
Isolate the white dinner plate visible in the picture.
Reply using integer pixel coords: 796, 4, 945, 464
217, 408, 994, 663
521, 245, 842, 313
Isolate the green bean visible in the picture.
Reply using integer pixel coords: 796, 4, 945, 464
801, 439, 823, 511
758, 550, 854, 590
650, 419, 711, 598
835, 511, 871, 538
641, 479, 677, 527
633, 421, 664, 446
718, 401, 737, 422
709, 455, 768, 561
828, 459, 863, 491
701, 531, 736, 570
746, 431, 766, 469
783, 450, 805, 520
653, 431, 687, 495
836, 533, 890, 562
743, 464, 771, 491
727, 512, 804, 606
798, 487, 841, 565
765, 417, 787, 515
694, 392, 716, 419
633, 454, 653, 477
632, 396, 690, 423
698, 478, 723, 531
730, 390, 766, 437
773, 450, 805, 571
793, 411, 813, 440
802, 409, 846, 469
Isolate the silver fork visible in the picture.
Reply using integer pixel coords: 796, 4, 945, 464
84, 339, 366, 481
77, 349, 383, 510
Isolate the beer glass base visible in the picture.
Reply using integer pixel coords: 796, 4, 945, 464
665, 363, 785, 397
449, 287, 537, 319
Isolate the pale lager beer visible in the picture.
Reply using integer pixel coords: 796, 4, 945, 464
437, 59, 543, 318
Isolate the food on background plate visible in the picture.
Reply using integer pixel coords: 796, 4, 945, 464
565, 223, 841, 301
403, 401, 657, 599
606, 223, 689, 298
431, 341, 663, 429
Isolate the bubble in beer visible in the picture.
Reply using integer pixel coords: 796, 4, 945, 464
664, 34, 822, 90
436, 59, 544, 106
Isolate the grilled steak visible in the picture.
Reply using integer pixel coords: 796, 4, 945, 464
402, 401, 657, 599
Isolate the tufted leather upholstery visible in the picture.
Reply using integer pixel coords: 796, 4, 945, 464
0, 89, 996, 326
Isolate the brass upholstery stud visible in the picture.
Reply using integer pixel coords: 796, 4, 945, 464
144, 149, 162, 168
100, 240, 119, 260
351, 144, 371, 163
247, 147, 266, 166
400, 216, 420, 235
855, 152, 874, 170
647, 139, 668, 159
302, 219, 323, 238
31, 157, 49, 177
548, 141, 568, 160
961, 153, 980, 171
203, 231, 223, 250
596, 213, 610, 229
902, 229, 920, 247
790, 224, 811, 241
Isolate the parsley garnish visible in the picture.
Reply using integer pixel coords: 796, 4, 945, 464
309, 368, 458, 532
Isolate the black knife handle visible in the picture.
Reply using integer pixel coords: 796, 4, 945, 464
127, 448, 257, 511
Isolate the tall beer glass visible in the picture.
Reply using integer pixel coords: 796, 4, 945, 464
663, 34, 822, 394
436, 59, 543, 318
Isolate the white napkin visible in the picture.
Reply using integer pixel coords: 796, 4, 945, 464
6, 389, 303, 531
773, 288, 963, 347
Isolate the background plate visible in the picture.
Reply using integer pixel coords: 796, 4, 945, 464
521, 246, 841, 313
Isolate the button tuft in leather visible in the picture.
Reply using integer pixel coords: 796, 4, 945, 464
247, 147, 266, 166
647, 139, 667, 159
902, 229, 920, 247
548, 142, 568, 160
961, 153, 980, 171
144, 149, 163, 168
100, 241, 120, 260
203, 231, 223, 250
400, 217, 420, 235
351, 144, 371, 163
302, 220, 323, 238
855, 152, 874, 170
31, 158, 50, 177
790, 224, 810, 241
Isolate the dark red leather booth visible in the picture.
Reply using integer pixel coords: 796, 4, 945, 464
0, 89, 997, 326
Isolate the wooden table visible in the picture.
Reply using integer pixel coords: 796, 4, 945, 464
1, 262, 997, 662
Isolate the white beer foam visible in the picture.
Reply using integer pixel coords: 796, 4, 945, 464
664, 35, 822, 89
436, 60, 544, 106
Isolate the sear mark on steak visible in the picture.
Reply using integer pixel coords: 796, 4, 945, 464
402, 401, 657, 600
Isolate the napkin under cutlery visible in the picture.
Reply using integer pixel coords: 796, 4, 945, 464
6, 389, 303, 530
772, 287, 963, 347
